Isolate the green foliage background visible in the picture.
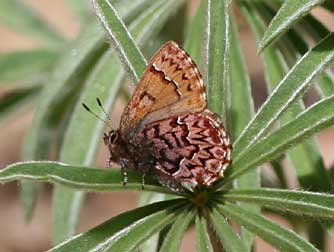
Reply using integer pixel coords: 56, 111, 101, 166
0, 0, 334, 251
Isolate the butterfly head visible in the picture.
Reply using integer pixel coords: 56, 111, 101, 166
103, 130, 128, 165
103, 130, 118, 146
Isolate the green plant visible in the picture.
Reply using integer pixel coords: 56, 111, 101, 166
0, 0, 334, 251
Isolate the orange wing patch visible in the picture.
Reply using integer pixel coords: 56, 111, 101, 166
120, 41, 206, 141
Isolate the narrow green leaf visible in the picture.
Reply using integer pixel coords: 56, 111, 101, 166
0, 49, 58, 86
0, 87, 39, 123
323, 0, 334, 9
49, 199, 185, 252
298, 16, 334, 98
222, 189, 334, 219
270, 159, 288, 188
52, 0, 187, 244
92, 0, 147, 83
138, 192, 167, 252
19, 180, 40, 220
1, 86, 40, 221
103, 206, 185, 252
224, 95, 334, 184
23, 23, 106, 161
160, 209, 194, 252
259, 0, 325, 50
241, 2, 291, 94
220, 202, 319, 252
296, 12, 329, 40
205, 0, 231, 121
209, 207, 247, 252
234, 31, 334, 157
315, 69, 334, 99
0, 0, 65, 47
195, 214, 213, 252
184, 0, 207, 66
0, 161, 179, 195
20, 24, 107, 221
67, 0, 94, 25
110, 0, 154, 24
251, 0, 333, 9
229, 15, 255, 141
229, 13, 259, 251
159, 3, 186, 45
128, 0, 185, 52
264, 2, 334, 99
103, 207, 183, 252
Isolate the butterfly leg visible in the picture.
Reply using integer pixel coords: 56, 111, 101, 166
120, 158, 134, 186
106, 157, 112, 167
121, 167, 128, 186
141, 173, 146, 190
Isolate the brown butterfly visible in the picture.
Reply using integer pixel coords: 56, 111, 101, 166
86, 41, 232, 191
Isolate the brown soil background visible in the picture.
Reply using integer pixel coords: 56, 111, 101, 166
0, 1, 333, 251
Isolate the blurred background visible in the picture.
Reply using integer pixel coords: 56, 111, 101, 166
0, 0, 333, 251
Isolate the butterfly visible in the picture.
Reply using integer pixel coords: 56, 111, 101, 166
86, 41, 232, 191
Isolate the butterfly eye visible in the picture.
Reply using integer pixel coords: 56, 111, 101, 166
109, 131, 118, 144
103, 131, 117, 145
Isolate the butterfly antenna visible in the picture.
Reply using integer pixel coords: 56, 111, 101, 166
82, 103, 112, 130
96, 97, 112, 122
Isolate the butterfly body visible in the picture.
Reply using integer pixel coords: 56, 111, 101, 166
105, 41, 232, 191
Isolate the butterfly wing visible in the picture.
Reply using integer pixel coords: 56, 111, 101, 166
138, 111, 232, 189
119, 41, 206, 141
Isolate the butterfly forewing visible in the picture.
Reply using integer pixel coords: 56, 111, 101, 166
119, 41, 206, 141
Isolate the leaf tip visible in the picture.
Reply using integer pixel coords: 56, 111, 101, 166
257, 37, 268, 53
